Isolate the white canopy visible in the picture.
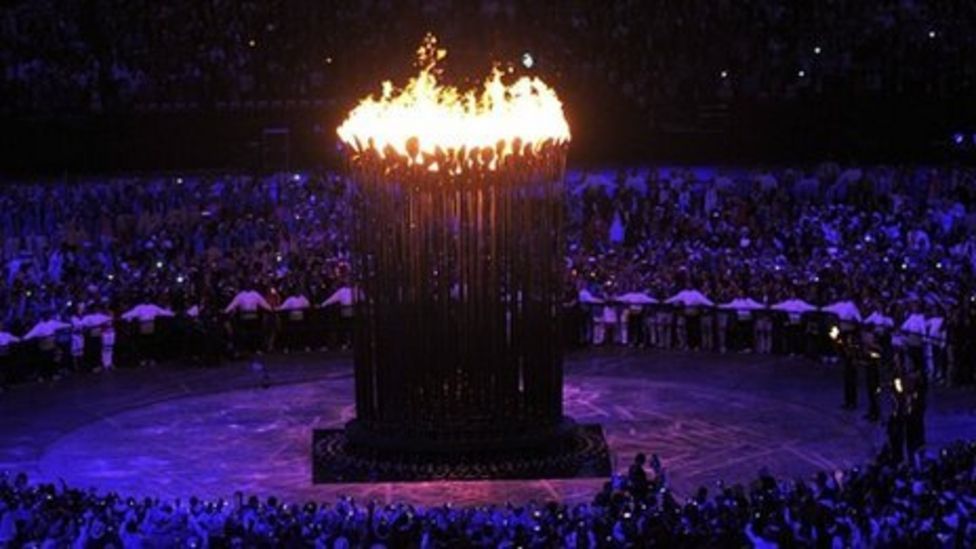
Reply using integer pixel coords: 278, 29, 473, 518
863, 311, 894, 328
0, 332, 20, 345
771, 299, 817, 313
78, 313, 113, 328
821, 301, 862, 322
23, 319, 71, 340
665, 289, 714, 307
613, 292, 657, 305
926, 316, 944, 336
578, 289, 604, 305
122, 304, 175, 322
278, 295, 311, 311
900, 313, 927, 335
719, 297, 766, 311
322, 287, 355, 307
224, 291, 272, 314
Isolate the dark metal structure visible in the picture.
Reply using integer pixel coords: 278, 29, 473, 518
343, 140, 571, 454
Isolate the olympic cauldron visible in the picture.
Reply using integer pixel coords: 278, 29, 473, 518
335, 36, 574, 456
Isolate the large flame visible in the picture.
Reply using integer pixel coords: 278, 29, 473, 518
337, 35, 570, 171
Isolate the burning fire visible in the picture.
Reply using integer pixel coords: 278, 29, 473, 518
337, 34, 570, 171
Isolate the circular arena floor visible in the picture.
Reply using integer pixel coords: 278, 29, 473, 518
1, 349, 973, 506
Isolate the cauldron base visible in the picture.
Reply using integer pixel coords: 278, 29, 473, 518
311, 422, 611, 483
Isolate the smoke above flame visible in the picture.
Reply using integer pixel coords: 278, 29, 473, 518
337, 34, 570, 171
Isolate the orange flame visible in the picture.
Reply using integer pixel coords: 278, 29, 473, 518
337, 34, 570, 171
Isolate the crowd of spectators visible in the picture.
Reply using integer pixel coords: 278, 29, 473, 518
1, 441, 974, 546
572, 0, 976, 107
565, 164, 976, 387
3, 1, 975, 115
0, 171, 356, 384
1, 163, 976, 387
0, 171, 352, 335
1, 0, 351, 113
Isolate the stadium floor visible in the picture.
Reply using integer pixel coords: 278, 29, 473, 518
1, 348, 973, 506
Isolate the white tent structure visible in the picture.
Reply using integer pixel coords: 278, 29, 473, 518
771, 299, 817, 313
719, 297, 765, 319
900, 313, 927, 334
278, 295, 311, 311
23, 319, 71, 340
122, 304, 175, 335
863, 311, 894, 329
121, 304, 175, 322
224, 291, 272, 314
279, 295, 312, 321
718, 297, 766, 310
78, 313, 113, 328
821, 301, 862, 322
321, 287, 356, 308
665, 289, 714, 307
578, 289, 604, 305
613, 292, 657, 305
772, 298, 817, 323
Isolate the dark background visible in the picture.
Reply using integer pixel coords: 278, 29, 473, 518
2, 0, 975, 174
